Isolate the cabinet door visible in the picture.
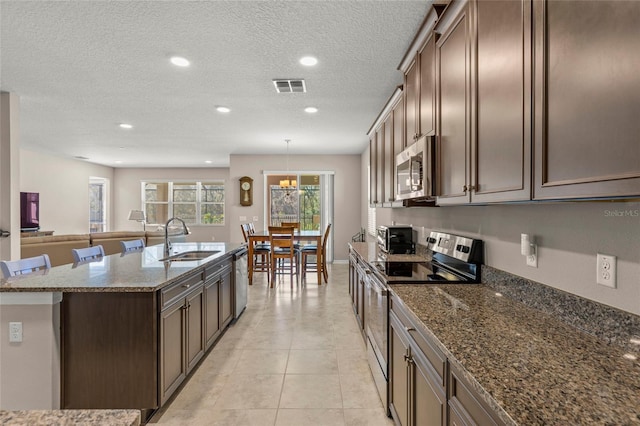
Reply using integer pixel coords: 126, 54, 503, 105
405, 59, 419, 145
472, 0, 532, 203
419, 35, 436, 138
220, 269, 233, 327
186, 287, 205, 373
376, 125, 386, 205
160, 298, 186, 405
412, 347, 446, 426
533, 0, 640, 199
383, 114, 395, 203
204, 278, 220, 349
369, 135, 378, 205
393, 95, 405, 154
389, 317, 410, 426
437, 2, 471, 204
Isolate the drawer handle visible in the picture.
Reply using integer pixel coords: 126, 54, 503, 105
405, 327, 415, 332
182, 284, 191, 289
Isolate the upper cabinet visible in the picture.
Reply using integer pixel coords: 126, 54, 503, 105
533, 0, 640, 199
436, 0, 532, 205
368, 87, 404, 207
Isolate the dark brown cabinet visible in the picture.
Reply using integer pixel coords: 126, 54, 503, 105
405, 59, 419, 145
533, 0, 640, 199
204, 261, 233, 349
437, 0, 532, 205
389, 308, 446, 426
448, 364, 502, 426
159, 270, 204, 405
368, 87, 404, 207
419, 35, 436, 139
348, 249, 367, 334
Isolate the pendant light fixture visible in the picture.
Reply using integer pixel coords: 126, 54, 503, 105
280, 139, 297, 189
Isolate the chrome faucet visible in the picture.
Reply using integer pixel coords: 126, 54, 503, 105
164, 217, 190, 257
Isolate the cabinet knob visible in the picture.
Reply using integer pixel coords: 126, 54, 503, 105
182, 284, 191, 289
404, 354, 411, 362
468, 185, 476, 191
462, 185, 468, 192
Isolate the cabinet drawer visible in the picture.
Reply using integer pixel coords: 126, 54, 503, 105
390, 295, 446, 385
204, 261, 232, 282
449, 366, 503, 426
161, 271, 204, 310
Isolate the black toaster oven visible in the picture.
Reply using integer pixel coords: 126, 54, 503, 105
377, 225, 415, 254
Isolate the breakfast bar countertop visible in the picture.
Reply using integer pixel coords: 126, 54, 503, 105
390, 284, 640, 426
0, 242, 244, 293
0, 409, 141, 425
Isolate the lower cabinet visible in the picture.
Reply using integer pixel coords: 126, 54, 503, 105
389, 310, 446, 426
159, 270, 205, 405
388, 293, 506, 426
63, 253, 236, 420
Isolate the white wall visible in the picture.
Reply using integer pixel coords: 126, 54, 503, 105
361, 151, 640, 315
20, 150, 114, 235
229, 154, 361, 261
113, 167, 231, 243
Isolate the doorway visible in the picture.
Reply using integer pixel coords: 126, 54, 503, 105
264, 172, 334, 262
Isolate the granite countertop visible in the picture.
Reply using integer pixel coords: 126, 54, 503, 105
0, 409, 140, 425
390, 284, 640, 425
0, 242, 244, 293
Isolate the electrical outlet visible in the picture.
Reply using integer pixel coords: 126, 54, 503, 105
9, 322, 22, 343
597, 253, 616, 288
526, 251, 537, 268
253, 216, 259, 222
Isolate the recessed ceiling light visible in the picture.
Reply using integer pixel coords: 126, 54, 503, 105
205, 160, 212, 164
170, 56, 190, 67
115, 160, 123, 164
119, 123, 133, 129
304, 107, 318, 113
216, 106, 231, 113
300, 56, 318, 66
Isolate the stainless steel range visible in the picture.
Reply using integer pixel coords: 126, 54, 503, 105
363, 231, 483, 415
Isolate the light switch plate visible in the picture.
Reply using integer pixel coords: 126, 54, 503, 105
9, 322, 22, 343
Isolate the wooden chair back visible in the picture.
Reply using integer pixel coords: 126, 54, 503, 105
120, 239, 145, 254
0, 254, 52, 278
72, 245, 105, 263
268, 226, 295, 254
281, 222, 300, 231
240, 223, 250, 243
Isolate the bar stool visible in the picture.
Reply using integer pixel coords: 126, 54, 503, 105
301, 224, 331, 284
71, 245, 106, 263
0, 254, 51, 278
120, 239, 145, 254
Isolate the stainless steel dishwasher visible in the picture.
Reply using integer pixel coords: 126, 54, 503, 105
233, 247, 248, 320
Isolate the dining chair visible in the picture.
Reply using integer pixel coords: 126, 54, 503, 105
71, 245, 106, 263
281, 221, 302, 250
268, 225, 299, 287
242, 223, 270, 285
120, 239, 145, 254
0, 254, 52, 278
301, 223, 331, 284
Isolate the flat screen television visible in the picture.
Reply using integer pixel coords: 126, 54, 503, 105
20, 192, 40, 231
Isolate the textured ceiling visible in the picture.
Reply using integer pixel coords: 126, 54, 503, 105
1, 1, 430, 167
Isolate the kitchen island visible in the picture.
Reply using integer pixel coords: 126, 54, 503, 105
0, 242, 245, 421
349, 242, 640, 425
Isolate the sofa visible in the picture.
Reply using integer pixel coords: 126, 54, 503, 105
20, 230, 187, 267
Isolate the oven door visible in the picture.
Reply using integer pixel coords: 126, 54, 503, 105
364, 270, 389, 411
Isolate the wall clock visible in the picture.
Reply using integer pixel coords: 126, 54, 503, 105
239, 176, 253, 206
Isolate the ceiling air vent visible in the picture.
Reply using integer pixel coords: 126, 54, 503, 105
273, 79, 306, 93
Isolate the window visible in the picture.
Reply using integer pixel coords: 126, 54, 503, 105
142, 181, 225, 225
89, 177, 108, 233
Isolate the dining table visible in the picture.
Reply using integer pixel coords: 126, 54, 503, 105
247, 229, 323, 285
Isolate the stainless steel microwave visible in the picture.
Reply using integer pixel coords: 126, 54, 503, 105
395, 135, 436, 201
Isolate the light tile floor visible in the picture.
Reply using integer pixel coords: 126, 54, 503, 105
151, 264, 394, 426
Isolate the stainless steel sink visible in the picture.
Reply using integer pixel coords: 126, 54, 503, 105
161, 250, 220, 262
